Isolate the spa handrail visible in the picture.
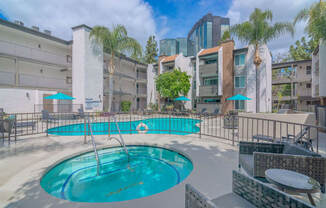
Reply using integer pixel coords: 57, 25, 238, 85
86, 115, 101, 176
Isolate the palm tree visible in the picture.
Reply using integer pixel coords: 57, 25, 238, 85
90, 25, 142, 112
231, 8, 294, 113
294, 0, 326, 42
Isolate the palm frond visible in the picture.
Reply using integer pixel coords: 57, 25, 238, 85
294, 8, 310, 25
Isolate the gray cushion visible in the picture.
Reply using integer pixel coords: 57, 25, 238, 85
282, 143, 320, 157
239, 154, 254, 176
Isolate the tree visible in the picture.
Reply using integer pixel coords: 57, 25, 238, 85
155, 69, 191, 100
231, 8, 294, 112
294, 1, 326, 42
90, 25, 142, 112
144, 35, 158, 64
220, 30, 231, 43
289, 37, 318, 60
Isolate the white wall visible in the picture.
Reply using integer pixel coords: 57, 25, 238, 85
147, 64, 156, 105
72, 26, 103, 112
175, 54, 193, 109
319, 40, 326, 97
246, 44, 272, 113
0, 88, 57, 113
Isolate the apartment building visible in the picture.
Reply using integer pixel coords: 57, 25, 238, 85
312, 41, 326, 104
149, 40, 272, 114
0, 19, 147, 113
147, 54, 194, 109
272, 60, 319, 112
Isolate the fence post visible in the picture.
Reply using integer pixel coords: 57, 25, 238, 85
46, 117, 49, 137
232, 116, 235, 146
199, 113, 202, 138
169, 112, 171, 134
83, 116, 87, 144
130, 111, 132, 135
108, 115, 111, 138
273, 120, 276, 141
14, 115, 17, 141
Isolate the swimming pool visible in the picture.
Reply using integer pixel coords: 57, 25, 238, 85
40, 145, 193, 202
47, 117, 200, 136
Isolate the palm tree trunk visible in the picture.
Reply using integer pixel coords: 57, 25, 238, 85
157, 64, 161, 112
107, 53, 115, 112
254, 43, 262, 113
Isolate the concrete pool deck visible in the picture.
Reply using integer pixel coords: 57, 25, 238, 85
0, 134, 244, 208
1, 133, 325, 208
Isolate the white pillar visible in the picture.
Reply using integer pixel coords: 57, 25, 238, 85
72, 25, 103, 112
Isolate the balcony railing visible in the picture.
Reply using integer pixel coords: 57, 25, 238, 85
0, 40, 69, 66
199, 85, 218, 97
199, 63, 218, 76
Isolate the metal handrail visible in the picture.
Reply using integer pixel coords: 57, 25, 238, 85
86, 115, 101, 176
108, 115, 130, 161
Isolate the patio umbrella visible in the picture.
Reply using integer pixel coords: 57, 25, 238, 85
226, 94, 251, 101
44, 93, 75, 100
174, 96, 191, 101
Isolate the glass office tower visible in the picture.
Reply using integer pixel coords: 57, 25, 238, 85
160, 38, 188, 56
187, 13, 230, 56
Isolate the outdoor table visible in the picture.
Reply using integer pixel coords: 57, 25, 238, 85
265, 169, 321, 206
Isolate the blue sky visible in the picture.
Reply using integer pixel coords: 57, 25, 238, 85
0, 0, 318, 55
144, 0, 232, 39
0, 10, 7, 20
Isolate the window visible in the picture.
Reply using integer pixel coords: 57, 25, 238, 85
235, 54, 245, 66
235, 100, 245, 110
67, 55, 72, 63
235, 76, 246, 88
306, 83, 311, 88
204, 98, 220, 103
205, 59, 217, 64
203, 76, 218, 86
306, 66, 311, 75
193, 81, 196, 89
66, 76, 72, 84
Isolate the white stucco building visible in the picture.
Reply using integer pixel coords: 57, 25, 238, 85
0, 19, 147, 113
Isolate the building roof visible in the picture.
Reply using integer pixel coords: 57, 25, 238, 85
198, 46, 221, 56
272, 59, 312, 69
162, 54, 179, 63
0, 18, 71, 45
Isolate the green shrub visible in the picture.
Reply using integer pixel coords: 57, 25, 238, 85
121, 101, 132, 112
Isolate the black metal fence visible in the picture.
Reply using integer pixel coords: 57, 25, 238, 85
1, 111, 325, 153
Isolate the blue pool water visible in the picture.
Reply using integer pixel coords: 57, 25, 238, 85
40, 146, 193, 202
48, 117, 200, 136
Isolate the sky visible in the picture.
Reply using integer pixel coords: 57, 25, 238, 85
0, 0, 319, 56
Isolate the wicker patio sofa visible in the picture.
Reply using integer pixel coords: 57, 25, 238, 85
239, 141, 326, 193
185, 170, 314, 208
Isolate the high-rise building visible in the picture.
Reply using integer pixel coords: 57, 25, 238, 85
187, 13, 230, 56
160, 38, 188, 56
176, 37, 187, 56
159, 39, 177, 56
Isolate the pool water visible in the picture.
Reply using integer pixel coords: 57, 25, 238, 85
47, 117, 200, 136
41, 146, 193, 203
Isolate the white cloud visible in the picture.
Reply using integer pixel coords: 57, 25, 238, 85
226, 0, 318, 56
0, 0, 160, 47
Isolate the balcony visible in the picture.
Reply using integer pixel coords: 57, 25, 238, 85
137, 87, 147, 97
136, 72, 147, 83
0, 40, 69, 67
199, 63, 218, 76
199, 85, 218, 97
19, 73, 71, 89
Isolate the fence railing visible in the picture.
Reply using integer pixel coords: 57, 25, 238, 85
1, 111, 325, 153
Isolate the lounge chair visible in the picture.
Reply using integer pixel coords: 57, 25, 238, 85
238, 141, 326, 193
253, 126, 313, 151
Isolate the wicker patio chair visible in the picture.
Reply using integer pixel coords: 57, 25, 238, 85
232, 170, 314, 208
238, 141, 326, 193
185, 184, 217, 208
0, 117, 14, 142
